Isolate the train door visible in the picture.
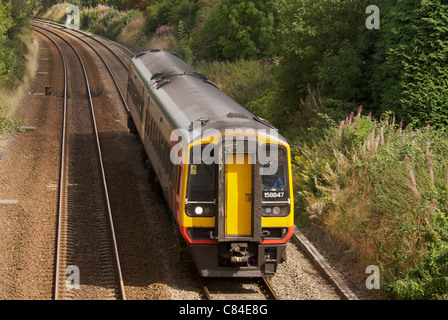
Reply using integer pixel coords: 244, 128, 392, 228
225, 153, 253, 237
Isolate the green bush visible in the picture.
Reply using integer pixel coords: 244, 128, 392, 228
80, 5, 128, 40
80, 6, 101, 31
246, 0, 369, 132
0, 114, 24, 134
394, 241, 448, 300
274, 0, 368, 101
247, 0, 448, 132
0, 0, 32, 89
145, 0, 200, 34
194, 0, 277, 61
370, 0, 448, 128
174, 20, 194, 65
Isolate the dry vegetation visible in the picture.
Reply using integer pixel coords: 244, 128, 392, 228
292, 101, 448, 299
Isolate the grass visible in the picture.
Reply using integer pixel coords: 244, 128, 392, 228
291, 104, 448, 299
0, 31, 36, 136
36, 2, 70, 23
0, 113, 24, 134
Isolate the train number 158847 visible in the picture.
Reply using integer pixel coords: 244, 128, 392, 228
263, 192, 284, 198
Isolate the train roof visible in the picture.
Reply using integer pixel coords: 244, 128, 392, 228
131, 50, 288, 145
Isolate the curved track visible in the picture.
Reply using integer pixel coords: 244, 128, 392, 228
32, 24, 126, 300
34, 19, 132, 112
29, 19, 359, 301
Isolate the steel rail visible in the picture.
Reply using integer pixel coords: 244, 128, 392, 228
195, 265, 278, 300
32, 28, 68, 301
34, 18, 133, 69
261, 277, 279, 300
292, 226, 359, 300
33, 20, 129, 113
196, 272, 212, 300
32, 24, 127, 300
199, 277, 279, 301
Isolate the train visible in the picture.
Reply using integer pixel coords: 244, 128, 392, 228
126, 50, 294, 277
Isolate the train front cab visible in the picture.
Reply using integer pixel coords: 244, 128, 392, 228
179, 133, 294, 277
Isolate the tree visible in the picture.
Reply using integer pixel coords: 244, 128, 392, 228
370, 0, 448, 128
275, 0, 368, 102
199, 0, 277, 60
246, 0, 369, 130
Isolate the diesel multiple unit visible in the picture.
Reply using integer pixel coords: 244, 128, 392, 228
126, 50, 294, 277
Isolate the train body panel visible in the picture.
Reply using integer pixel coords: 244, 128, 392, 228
126, 50, 294, 277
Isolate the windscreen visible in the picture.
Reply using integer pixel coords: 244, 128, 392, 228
186, 145, 217, 202
260, 145, 289, 201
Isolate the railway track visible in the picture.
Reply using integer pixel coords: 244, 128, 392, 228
35, 19, 135, 61
32, 25, 126, 300
197, 274, 279, 300
30, 19, 359, 301
33, 19, 132, 113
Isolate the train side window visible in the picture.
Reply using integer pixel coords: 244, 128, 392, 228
145, 98, 153, 137
163, 139, 168, 167
165, 141, 171, 176
128, 80, 135, 105
153, 128, 157, 153
162, 141, 167, 172
137, 89, 142, 116
150, 118, 155, 143
176, 166, 182, 195
156, 128, 161, 157
145, 111, 150, 136
160, 140, 165, 170
176, 165, 182, 212
160, 138, 166, 164
132, 82, 137, 104
169, 161, 175, 182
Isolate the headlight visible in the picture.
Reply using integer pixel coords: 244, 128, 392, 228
262, 205, 290, 217
185, 203, 215, 217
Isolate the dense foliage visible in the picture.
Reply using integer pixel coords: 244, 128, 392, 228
0, 0, 33, 88
371, 0, 448, 128
195, 0, 277, 60
292, 110, 448, 299
246, 0, 448, 133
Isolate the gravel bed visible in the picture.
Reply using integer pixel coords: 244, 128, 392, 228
270, 242, 340, 300
0, 33, 63, 299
